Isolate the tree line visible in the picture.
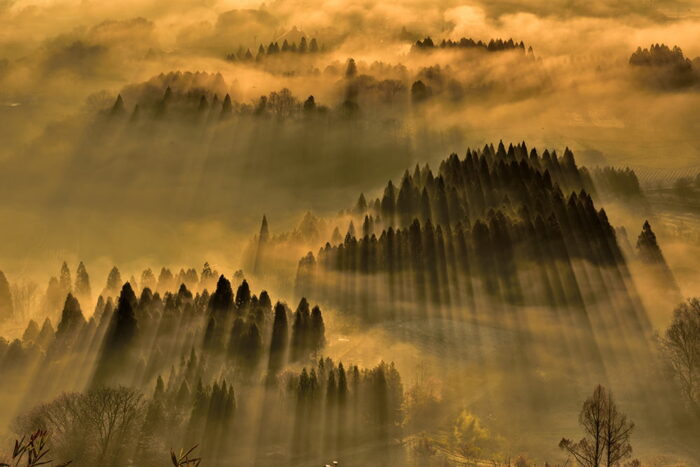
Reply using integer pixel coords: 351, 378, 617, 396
412, 37, 532, 54
225, 36, 322, 62
629, 44, 699, 89
293, 143, 648, 319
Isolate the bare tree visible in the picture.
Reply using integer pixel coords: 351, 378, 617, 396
559, 385, 634, 467
81, 387, 145, 463
15, 387, 145, 466
659, 298, 700, 413
603, 392, 634, 467
15, 393, 87, 462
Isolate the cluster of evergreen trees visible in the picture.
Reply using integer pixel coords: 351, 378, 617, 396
591, 166, 647, 205
0, 272, 330, 394
109, 87, 329, 123
629, 44, 693, 69
284, 359, 403, 463
412, 37, 531, 54
37, 261, 221, 321
225, 37, 322, 62
135, 353, 402, 465
242, 212, 328, 279
294, 143, 649, 333
353, 142, 597, 229
629, 44, 699, 88
40, 261, 91, 321
0, 269, 406, 465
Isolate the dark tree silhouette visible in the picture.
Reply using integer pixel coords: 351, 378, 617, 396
235, 280, 251, 309
56, 293, 86, 339
303, 95, 316, 113
209, 275, 234, 315
221, 94, 232, 117
111, 94, 126, 116
345, 58, 357, 78
310, 305, 326, 352
267, 301, 289, 377
291, 298, 311, 361
636, 220, 665, 263
411, 80, 431, 103
94, 283, 139, 385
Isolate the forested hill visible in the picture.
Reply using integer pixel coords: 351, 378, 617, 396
293, 142, 652, 349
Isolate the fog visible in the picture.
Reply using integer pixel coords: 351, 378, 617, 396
1, 0, 700, 466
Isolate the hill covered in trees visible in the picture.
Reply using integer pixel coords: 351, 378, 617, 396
629, 44, 700, 89
286, 143, 674, 382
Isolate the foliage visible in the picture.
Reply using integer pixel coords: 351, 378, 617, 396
451, 410, 497, 458
170, 445, 201, 467
0, 430, 71, 467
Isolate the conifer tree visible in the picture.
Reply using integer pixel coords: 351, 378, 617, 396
258, 291, 272, 313
57, 262, 71, 295
140, 268, 156, 291
154, 374, 165, 400
110, 94, 126, 116
636, 220, 665, 263
200, 262, 216, 290
291, 298, 311, 361
109, 283, 137, 345
157, 267, 174, 292
268, 302, 289, 376
56, 293, 86, 339
253, 216, 269, 275
105, 267, 122, 296
22, 319, 40, 343
74, 261, 91, 302
37, 318, 55, 347
209, 275, 233, 316
411, 80, 431, 103
235, 280, 251, 309
345, 58, 357, 78
337, 362, 348, 403
93, 283, 138, 386
221, 94, 232, 117
310, 305, 326, 352
303, 95, 316, 113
